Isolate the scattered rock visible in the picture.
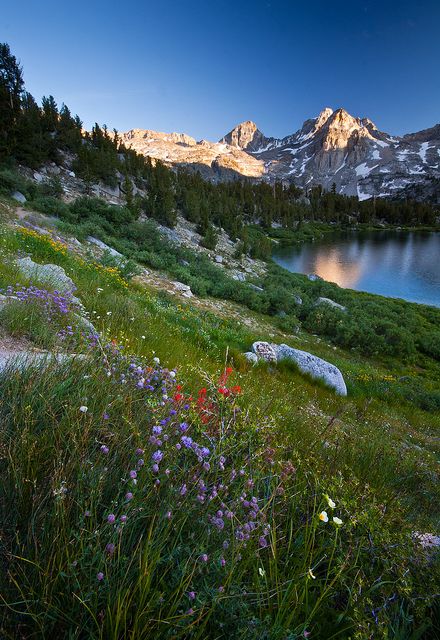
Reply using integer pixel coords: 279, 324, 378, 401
214, 255, 223, 264
316, 297, 347, 312
244, 351, 258, 364
16, 257, 76, 294
0, 294, 18, 310
87, 236, 123, 258
11, 191, 26, 204
233, 271, 246, 282
275, 344, 347, 396
249, 284, 264, 292
308, 273, 322, 282
172, 281, 194, 298
179, 259, 190, 267
293, 295, 303, 305
74, 314, 97, 334
252, 341, 277, 363
33, 172, 44, 183
0, 350, 85, 374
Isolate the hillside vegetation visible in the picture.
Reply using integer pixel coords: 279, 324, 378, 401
0, 42, 439, 640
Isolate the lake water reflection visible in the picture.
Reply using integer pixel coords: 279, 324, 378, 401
272, 230, 440, 307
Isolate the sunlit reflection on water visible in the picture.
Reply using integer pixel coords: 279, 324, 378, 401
272, 230, 440, 307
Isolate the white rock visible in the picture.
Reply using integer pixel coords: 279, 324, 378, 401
11, 191, 26, 203
316, 297, 347, 312
244, 352, 258, 364
87, 236, 123, 258
252, 341, 277, 363
214, 255, 223, 264
275, 344, 347, 396
172, 281, 193, 297
0, 351, 85, 373
16, 257, 76, 294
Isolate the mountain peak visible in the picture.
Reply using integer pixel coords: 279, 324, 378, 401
220, 120, 267, 151
316, 107, 334, 127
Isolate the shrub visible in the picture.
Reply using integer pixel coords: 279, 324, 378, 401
28, 195, 71, 219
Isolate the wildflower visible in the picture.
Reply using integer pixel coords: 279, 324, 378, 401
218, 585, 224, 592
324, 494, 336, 509
97, 572, 104, 581
166, 511, 172, 519
120, 515, 127, 523
188, 591, 196, 600
100, 445, 109, 455
152, 450, 163, 463
181, 436, 193, 448
153, 357, 160, 364
169, 371, 176, 378
152, 464, 159, 473
308, 568, 316, 579
125, 492, 133, 501
199, 553, 209, 563
135, 448, 144, 456
319, 511, 329, 523
105, 543, 116, 556
84, 510, 91, 517
258, 567, 266, 577
259, 536, 268, 548
141, 335, 146, 339
333, 516, 343, 525
129, 470, 137, 479
79, 405, 88, 413
107, 514, 116, 524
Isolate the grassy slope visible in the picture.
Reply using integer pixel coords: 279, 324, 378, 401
0, 198, 439, 639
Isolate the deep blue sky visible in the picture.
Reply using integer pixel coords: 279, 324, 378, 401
2, 0, 439, 140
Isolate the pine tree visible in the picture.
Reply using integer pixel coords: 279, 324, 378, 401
0, 43, 24, 158
200, 224, 218, 250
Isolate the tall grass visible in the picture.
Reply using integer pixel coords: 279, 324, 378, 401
0, 220, 438, 638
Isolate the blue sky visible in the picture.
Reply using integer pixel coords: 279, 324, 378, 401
2, 0, 439, 139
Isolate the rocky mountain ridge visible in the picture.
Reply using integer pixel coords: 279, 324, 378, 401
119, 108, 440, 201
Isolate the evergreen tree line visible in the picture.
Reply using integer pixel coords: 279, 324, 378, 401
1, 41, 437, 254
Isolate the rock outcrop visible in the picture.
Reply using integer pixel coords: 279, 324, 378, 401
16, 257, 76, 294
316, 297, 347, 312
250, 341, 347, 396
